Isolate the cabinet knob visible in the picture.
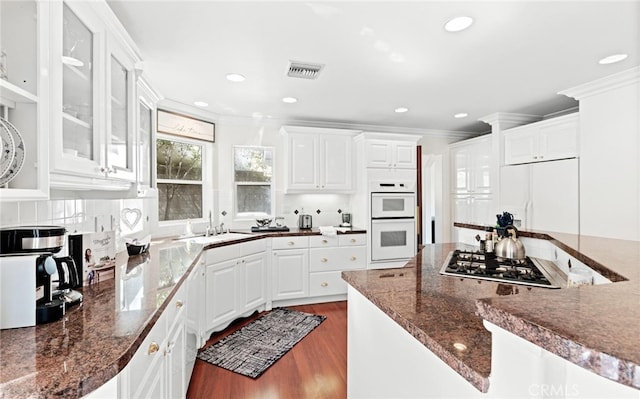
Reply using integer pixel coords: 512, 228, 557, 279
148, 342, 160, 355
539, 155, 544, 159
350, 256, 357, 261
322, 239, 328, 244
321, 258, 328, 263
288, 241, 295, 246
321, 282, 328, 287
175, 300, 184, 308
350, 238, 356, 243
533, 156, 538, 159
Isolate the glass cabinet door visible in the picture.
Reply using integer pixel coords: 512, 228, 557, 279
138, 99, 152, 189
62, 3, 94, 160
109, 55, 130, 172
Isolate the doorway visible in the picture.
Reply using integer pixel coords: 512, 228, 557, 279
421, 154, 444, 244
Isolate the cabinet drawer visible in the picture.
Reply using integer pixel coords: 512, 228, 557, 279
205, 244, 240, 264
272, 236, 309, 250
240, 239, 266, 256
309, 246, 366, 272
338, 234, 366, 246
309, 271, 347, 297
309, 235, 339, 248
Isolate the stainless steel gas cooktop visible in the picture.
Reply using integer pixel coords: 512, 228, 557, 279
440, 249, 567, 289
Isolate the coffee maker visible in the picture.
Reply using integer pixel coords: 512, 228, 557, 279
340, 213, 352, 228
0, 226, 82, 329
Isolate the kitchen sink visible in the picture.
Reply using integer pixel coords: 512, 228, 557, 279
178, 232, 252, 245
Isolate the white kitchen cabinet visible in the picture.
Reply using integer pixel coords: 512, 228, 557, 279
135, 78, 159, 196
282, 126, 359, 193
0, 0, 50, 201
363, 139, 417, 169
452, 194, 494, 226
123, 283, 187, 399
504, 113, 578, 165
450, 134, 492, 194
240, 252, 267, 312
203, 240, 267, 336
205, 258, 238, 329
49, 1, 141, 191
450, 135, 494, 226
308, 234, 366, 297
272, 236, 309, 301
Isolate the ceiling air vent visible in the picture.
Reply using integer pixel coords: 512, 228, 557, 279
286, 61, 324, 80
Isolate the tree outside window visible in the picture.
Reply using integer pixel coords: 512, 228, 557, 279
234, 146, 273, 217
157, 138, 203, 221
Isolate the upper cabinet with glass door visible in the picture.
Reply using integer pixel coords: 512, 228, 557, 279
50, 1, 141, 191
136, 77, 161, 196
0, 0, 50, 201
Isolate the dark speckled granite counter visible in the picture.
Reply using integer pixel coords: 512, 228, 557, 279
343, 227, 640, 392
0, 228, 365, 398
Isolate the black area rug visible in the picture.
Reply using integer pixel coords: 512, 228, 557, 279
197, 308, 326, 378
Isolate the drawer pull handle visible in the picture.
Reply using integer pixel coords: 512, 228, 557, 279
350, 239, 356, 243
175, 300, 184, 308
321, 282, 328, 287
288, 241, 295, 246
148, 342, 160, 355
322, 239, 328, 244
350, 256, 357, 261
321, 258, 328, 263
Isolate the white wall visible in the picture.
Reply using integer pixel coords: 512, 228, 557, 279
575, 78, 639, 240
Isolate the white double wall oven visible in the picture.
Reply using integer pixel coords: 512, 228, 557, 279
370, 181, 417, 263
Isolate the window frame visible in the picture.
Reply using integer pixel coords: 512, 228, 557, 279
232, 145, 275, 220
156, 132, 213, 226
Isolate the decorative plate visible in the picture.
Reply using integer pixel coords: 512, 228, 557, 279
0, 117, 25, 186
0, 119, 15, 180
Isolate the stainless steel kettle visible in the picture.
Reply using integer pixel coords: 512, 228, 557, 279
494, 226, 526, 260
298, 214, 312, 229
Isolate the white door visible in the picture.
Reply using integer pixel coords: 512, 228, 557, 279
166, 316, 186, 399
500, 164, 531, 228
272, 250, 309, 301
504, 127, 539, 165
539, 119, 578, 161
205, 259, 238, 329
365, 140, 392, 167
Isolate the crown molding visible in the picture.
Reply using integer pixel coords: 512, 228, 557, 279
559, 66, 640, 100
478, 112, 543, 127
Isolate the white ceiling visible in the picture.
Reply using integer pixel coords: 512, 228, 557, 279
107, 1, 639, 137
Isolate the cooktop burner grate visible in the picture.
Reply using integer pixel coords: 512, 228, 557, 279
440, 249, 564, 289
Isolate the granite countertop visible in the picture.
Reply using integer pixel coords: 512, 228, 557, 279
342, 230, 640, 392
0, 228, 367, 398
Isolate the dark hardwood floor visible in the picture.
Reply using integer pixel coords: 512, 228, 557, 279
187, 301, 348, 399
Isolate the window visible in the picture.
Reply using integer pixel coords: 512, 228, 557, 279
157, 136, 204, 221
234, 146, 274, 217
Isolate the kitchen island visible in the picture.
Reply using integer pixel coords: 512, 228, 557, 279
342, 231, 640, 398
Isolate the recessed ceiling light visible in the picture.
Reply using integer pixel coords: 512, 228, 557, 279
226, 73, 246, 82
194, 101, 208, 107
454, 113, 468, 118
282, 97, 298, 104
395, 107, 409, 113
598, 54, 628, 65
444, 16, 474, 32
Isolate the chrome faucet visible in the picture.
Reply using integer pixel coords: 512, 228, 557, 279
206, 211, 214, 236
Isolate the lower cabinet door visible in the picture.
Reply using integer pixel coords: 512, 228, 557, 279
205, 259, 239, 330
166, 318, 186, 399
272, 249, 309, 300
241, 253, 266, 311
309, 271, 347, 297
